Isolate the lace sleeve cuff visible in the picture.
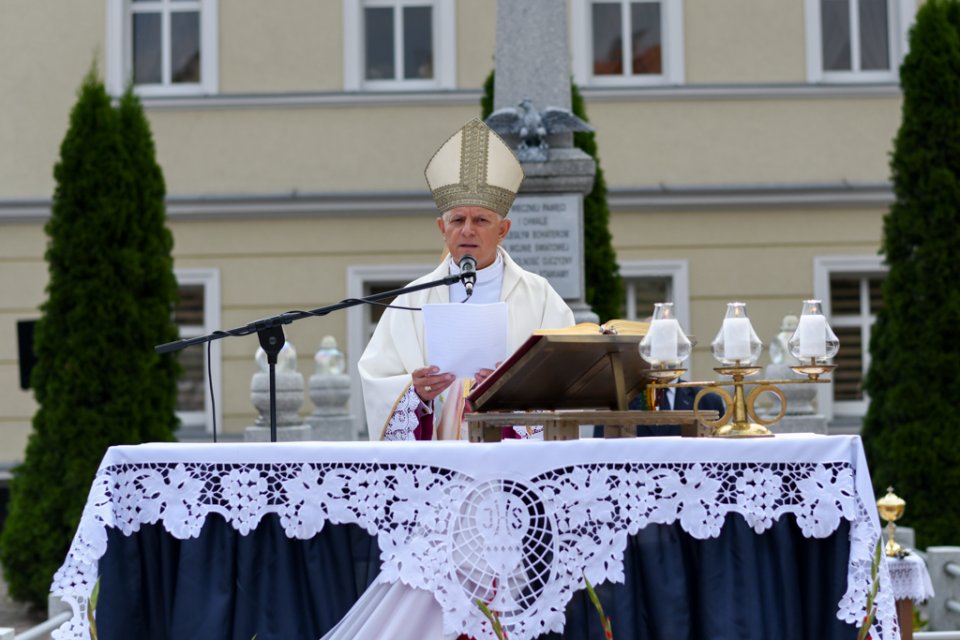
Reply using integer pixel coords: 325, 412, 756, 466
384, 387, 436, 441
383, 387, 423, 441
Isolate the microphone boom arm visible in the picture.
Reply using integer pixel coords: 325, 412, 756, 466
154, 271, 467, 442
155, 272, 465, 355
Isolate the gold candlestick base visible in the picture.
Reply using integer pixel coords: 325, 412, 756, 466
714, 422, 774, 438
711, 366, 775, 438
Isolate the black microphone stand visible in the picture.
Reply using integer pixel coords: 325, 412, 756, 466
155, 272, 467, 443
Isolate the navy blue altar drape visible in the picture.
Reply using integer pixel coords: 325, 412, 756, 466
97, 515, 378, 640
551, 514, 855, 640
96, 513, 856, 640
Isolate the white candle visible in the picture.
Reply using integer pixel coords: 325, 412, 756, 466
722, 317, 752, 361
797, 314, 827, 358
648, 318, 680, 362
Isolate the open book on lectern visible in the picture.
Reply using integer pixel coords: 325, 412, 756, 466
466, 321, 651, 413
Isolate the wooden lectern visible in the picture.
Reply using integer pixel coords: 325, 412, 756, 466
465, 333, 714, 442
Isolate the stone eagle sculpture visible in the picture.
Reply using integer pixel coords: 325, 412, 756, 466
485, 98, 594, 162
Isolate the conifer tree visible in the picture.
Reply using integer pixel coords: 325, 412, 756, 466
861, 0, 960, 547
0, 71, 179, 607
117, 88, 181, 443
570, 83, 623, 322
482, 73, 624, 321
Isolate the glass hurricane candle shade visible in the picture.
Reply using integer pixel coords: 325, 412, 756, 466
710, 302, 763, 366
639, 302, 692, 368
787, 300, 839, 363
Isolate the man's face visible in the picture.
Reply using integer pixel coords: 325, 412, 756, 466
437, 206, 512, 269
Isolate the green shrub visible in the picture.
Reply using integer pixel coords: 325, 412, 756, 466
862, 0, 960, 548
0, 69, 179, 607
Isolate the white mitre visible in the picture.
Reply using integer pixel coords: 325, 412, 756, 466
424, 117, 524, 216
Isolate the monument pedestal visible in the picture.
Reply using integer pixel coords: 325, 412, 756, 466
492, 0, 599, 325
507, 150, 598, 324
520, 148, 596, 193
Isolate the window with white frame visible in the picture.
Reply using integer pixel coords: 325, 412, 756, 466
346, 265, 432, 436
813, 256, 887, 422
571, 0, 685, 87
622, 275, 671, 319
106, 0, 219, 96
619, 259, 690, 327
343, 0, 456, 91
805, 0, 915, 82
173, 269, 221, 432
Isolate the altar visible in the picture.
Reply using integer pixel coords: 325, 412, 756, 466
50, 435, 898, 640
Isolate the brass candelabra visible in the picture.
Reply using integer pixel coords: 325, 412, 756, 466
645, 359, 835, 437
639, 300, 840, 438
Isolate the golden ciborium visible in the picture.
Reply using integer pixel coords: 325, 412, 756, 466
876, 487, 906, 557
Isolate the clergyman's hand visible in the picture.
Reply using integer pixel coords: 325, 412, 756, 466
474, 362, 502, 387
412, 366, 455, 403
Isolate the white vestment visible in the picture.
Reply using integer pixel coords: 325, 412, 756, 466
359, 248, 574, 441
330, 250, 573, 639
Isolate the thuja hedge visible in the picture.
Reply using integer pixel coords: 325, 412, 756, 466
481, 72, 624, 322
862, 0, 960, 548
0, 70, 180, 607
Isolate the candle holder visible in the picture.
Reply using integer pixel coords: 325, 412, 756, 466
789, 359, 836, 381
642, 300, 838, 438
645, 365, 686, 384
876, 487, 906, 557
642, 364, 687, 410
704, 366, 781, 437
639, 302, 691, 408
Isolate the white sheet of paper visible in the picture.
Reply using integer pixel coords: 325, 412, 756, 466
422, 302, 508, 379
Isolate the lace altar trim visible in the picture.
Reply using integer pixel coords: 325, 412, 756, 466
51, 460, 898, 640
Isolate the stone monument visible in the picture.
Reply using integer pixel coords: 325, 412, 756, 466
245, 341, 312, 442
488, 0, 598, 323
305, 336, 355, 440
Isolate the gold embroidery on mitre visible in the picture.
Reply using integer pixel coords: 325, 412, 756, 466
425, 118, 523, 217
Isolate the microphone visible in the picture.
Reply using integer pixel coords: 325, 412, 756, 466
458, 254, 477, 298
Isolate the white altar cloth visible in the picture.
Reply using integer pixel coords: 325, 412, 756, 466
888, 552, 935, 604
51, 434, 898, 640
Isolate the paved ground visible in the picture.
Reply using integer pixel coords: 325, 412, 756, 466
0, 575, 51, 638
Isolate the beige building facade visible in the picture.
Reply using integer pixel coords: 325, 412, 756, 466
0, 0, 911, 463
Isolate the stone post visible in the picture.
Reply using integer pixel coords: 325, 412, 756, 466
926, 546, 960, 630
494, 0, 598, 324
244, 341, 312, 442
306, 336, 355, 440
